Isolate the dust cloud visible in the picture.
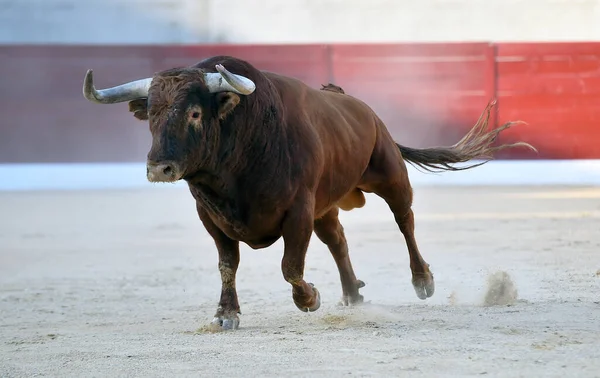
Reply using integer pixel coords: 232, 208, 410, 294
482, 270, 518, 306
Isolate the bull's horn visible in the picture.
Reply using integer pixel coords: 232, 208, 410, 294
204, 64, 256, 95
83, 69, 153, 104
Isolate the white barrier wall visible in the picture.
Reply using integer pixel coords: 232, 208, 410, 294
2, 161, 600, 191
2, 0, 600, 44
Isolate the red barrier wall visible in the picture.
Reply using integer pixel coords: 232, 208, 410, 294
496, 43, 600, 159
1, 42, 598, 163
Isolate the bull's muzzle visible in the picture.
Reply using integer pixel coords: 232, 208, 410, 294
146, 161, 183, 183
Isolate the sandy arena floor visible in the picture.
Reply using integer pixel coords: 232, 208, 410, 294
1, 185, 599, 377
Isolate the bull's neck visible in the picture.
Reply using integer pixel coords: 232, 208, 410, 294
223, 107, 290, 173
188, 120, 291, 188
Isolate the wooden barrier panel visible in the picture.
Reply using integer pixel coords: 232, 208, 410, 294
0, 42, 598, 163
1, 46, 159, 163
0, 45, 330, 163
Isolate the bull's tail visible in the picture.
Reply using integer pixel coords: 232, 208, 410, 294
396, 100, 537, 173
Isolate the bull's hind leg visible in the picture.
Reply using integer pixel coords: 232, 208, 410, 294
375, 180, 434, 299
314, 207, 365, 306
361, 165, 435, 300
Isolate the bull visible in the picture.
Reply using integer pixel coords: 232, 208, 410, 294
82, 55, 535, 330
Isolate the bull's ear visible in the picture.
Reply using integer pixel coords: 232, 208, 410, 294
216, 92, 240, 120
128, 99, 148, 121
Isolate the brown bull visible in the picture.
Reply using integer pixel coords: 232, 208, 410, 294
82, 55, 535, 330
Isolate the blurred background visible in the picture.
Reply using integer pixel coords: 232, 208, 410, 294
1, 0, 599, 187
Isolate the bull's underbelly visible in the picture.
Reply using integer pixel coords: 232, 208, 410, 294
205, 210, 283, 250
244, 235, 281, 249
314, 166, 370, 216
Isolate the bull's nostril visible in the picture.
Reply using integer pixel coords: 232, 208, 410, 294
162, 165, 173, 177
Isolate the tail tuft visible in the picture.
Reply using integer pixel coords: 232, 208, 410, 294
397, 100, 537, 173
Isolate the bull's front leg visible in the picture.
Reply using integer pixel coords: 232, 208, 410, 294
281, 198, 321, 312
197, 206, 241, 330
211, 242, 240, 330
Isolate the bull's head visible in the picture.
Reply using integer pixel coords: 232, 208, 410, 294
82, 64, 256, 183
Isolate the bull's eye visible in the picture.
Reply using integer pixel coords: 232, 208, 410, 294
191, 112, 200, 119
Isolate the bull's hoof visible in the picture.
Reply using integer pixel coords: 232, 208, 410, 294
211, 314, 240, 330
338, 294, 364, 307
337, 279, 366, 306
412, 272, 435, 300
295, 283, 321, 313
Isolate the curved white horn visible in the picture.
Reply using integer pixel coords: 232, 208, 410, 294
83, 69, 153, 104
203, 64, 256, 95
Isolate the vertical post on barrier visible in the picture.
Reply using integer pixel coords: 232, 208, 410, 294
484, 42, 499, 129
